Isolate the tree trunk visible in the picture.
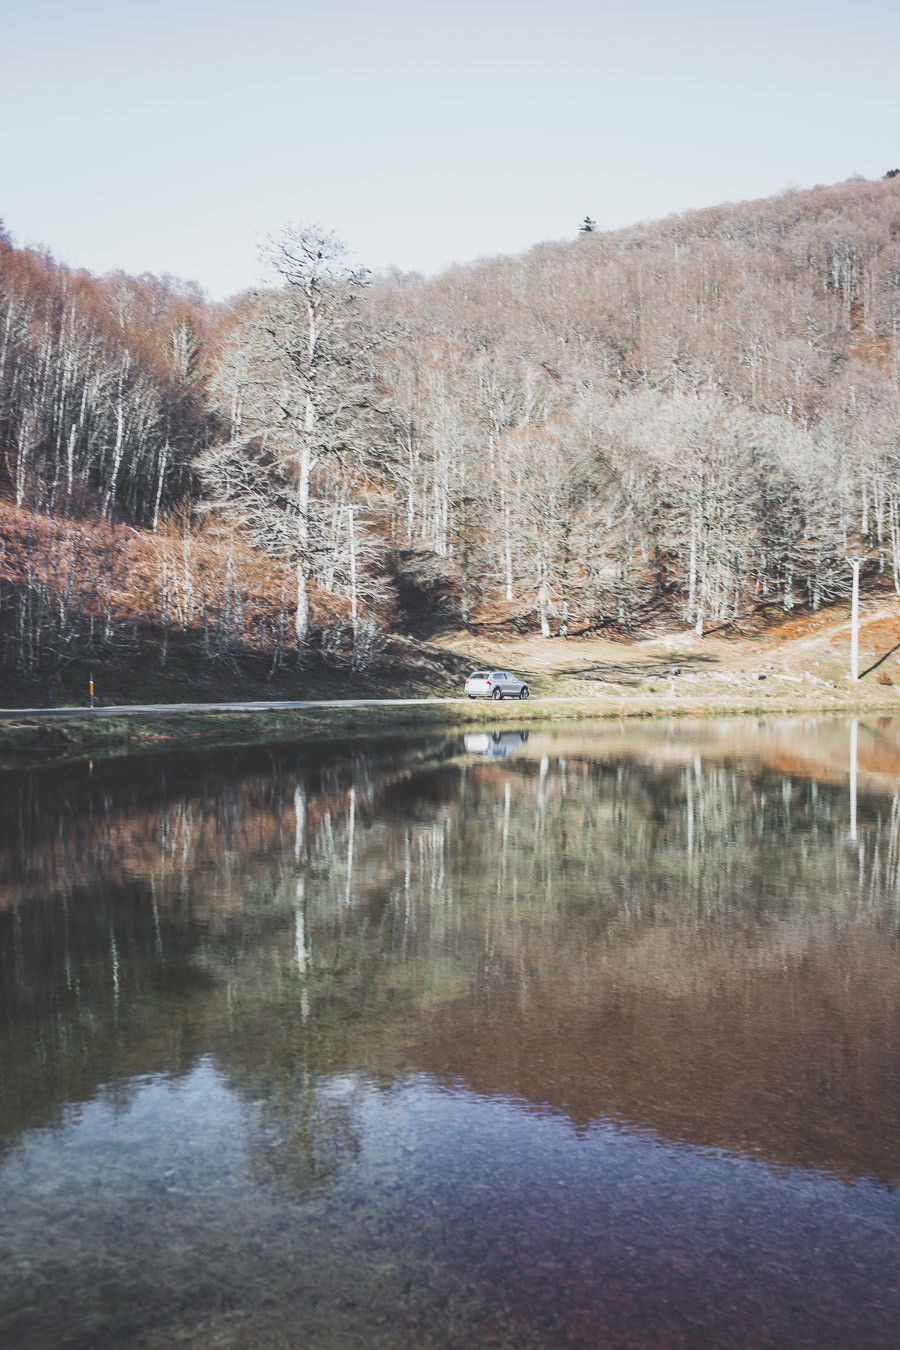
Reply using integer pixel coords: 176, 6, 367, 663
295, 402, 314, 645
152, 439, 169, 532
849, 557, 861, 680
687, 519, 698, 622
65, 421, 77, 504
347, 504, 358, 637
538, 561, 551, 637
889, 496, 900, 596
849, 719, 858, 843
15, 413, 31, 508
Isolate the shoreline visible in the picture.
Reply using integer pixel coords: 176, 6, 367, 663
0, 690, 897, 770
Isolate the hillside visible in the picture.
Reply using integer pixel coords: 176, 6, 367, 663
0, 175, 899, 705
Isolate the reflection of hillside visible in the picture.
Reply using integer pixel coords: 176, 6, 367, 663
415, 930, 899, 1182
510, 715, 900, 796
1, 719, 898, 1188
0, 737, 459, 911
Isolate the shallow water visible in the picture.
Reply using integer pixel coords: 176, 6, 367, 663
0, 717, 898, 1348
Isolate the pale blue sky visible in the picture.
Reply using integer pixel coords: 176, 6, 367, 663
1, 0, 898, 297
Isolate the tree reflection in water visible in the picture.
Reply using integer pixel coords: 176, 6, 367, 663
0, 717, 898, 1347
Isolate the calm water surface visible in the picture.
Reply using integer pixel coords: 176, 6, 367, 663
0, 717, 898, 1348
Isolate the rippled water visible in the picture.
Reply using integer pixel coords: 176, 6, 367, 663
1, 717, 898, 1347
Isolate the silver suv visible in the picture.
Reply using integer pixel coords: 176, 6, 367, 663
464, 670, 530, 701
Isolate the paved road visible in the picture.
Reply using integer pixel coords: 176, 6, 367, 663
0, 696, 583, 723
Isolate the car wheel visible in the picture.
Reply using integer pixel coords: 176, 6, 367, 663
519, 686, 529, 700
492, 687, 502, 700
467, 694, 475, 699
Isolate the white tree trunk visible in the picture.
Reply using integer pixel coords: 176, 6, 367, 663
15, 413, 31, 507
849, 557, 861, 681
347, 503, 358, 636
295, 402, 314, 645
538, 561, 551, 637
687, 519, 698, 621
502, 480, 514, 602
849, 718, 858, 843
102, 367, 127, 519
152, 439, 169, 532
65, 421, 77, 503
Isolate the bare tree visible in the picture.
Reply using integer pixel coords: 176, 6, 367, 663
201, 225, 387, 646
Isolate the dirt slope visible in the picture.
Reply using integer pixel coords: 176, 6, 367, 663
437, 599, 900, 700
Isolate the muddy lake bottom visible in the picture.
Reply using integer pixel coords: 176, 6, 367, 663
0, 717, 898, 1347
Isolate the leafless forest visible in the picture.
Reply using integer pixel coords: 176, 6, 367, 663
1, 175, 899, 697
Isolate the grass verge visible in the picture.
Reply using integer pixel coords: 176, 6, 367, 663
1, 688, 898, 770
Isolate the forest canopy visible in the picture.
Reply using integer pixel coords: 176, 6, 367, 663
0, 174, 898, 688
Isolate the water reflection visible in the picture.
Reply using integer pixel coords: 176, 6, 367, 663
463, 728, 530, 758
0, 718, 898, 1347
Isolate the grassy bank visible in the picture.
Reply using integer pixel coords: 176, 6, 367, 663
3, 594, 898, 768
1, 687, 898, 770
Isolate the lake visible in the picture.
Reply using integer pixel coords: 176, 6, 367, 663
0, 717, 898, 1347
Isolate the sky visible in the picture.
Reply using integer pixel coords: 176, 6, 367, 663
1, 0, 898, 298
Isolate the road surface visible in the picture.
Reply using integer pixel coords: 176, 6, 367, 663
0, 696, 580, 723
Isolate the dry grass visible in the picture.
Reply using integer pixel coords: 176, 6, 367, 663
1, 680, 898, 771
2, 594, 899, 769
437, 598, 900, 699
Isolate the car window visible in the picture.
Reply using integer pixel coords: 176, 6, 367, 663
492, 672, 503, 680
470, 672, 485, 679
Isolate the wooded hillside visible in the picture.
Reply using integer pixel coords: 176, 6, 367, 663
1, 175, 898, 699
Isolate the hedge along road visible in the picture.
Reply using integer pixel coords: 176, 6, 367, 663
0, 696, 579, 723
